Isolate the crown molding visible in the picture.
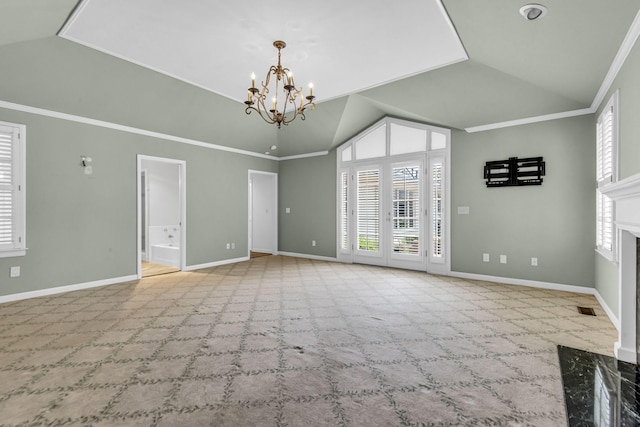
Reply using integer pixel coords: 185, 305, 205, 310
591, 8, 640, 112
464, 108, 594, 133
465, 7, 640, 134
0, 99, 279, 160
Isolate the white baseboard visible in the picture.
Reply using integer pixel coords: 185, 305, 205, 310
449, 271, 595, 294
0, 274, 138, 305
449, 271, 620, 330
277, 251, 338, 262
184, 256, 249, 271
593, 289, 620, 331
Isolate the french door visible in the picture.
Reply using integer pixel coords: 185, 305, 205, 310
353, 159, 425, 270
337, 117, 449, 274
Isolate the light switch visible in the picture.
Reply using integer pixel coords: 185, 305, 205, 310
457, 206, 470, 215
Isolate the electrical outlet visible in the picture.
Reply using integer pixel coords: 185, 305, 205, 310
231, 242, 235, 249
285, 207, 291, 214
10, 266, 20, 278
312, 240, 316, 247
482, 253, 490, 262
226, 243, 230, 249
500, 255, 507, 264
531, 257, 538, 266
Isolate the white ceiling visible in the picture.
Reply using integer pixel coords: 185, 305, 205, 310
59, 0, 468, 103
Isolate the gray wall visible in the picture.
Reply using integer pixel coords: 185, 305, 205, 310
594, 35, 640, 318
0, 108, 277, 297
451, 115, 595, 287
278, 152, 337, 258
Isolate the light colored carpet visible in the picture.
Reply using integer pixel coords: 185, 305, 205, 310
0, 256, 617, 426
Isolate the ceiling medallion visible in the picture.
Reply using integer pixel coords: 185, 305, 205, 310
245, 40, 316, 129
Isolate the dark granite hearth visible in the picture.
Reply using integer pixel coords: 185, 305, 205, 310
559, 345, 640, 426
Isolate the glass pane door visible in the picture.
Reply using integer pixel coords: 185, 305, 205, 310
354, 167, 385, 266
388, 161, 425, 270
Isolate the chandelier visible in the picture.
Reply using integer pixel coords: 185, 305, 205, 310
244, 40, 316, 128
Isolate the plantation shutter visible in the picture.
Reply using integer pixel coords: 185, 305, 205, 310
429, 157, 444, 263
0, 124, 19, 250
391, 165, 420, 255
595, 92, 617, 258
596, 191, 614, 252
339, 171, 349, 251
357, 169, 380, 252
597, 105, 614, 183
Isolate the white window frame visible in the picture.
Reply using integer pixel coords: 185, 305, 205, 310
0, 121, 26, 258
596, 91, 619, 261
336, 117, 450, 274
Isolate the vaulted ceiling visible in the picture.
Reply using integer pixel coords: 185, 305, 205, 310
1, 0, 639, 157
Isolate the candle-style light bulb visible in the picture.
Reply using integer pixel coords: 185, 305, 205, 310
251, 72, 256, 89
272, 96, 277, 110
309, 82, 314, 97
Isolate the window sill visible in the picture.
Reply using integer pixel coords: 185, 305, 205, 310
595, 247, 617, 264
0, 249, 26, 259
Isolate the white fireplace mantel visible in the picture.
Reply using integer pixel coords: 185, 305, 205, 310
602, 173, 640, 236
601, 172, 640, 364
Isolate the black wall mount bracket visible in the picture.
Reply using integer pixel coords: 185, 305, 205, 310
484, 156, 545, 187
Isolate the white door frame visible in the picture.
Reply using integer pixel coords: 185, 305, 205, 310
248, 170, 278, 256
137, 155, 187, 279
141, 169, 149, 262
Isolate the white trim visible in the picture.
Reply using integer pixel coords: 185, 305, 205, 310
184, 256, 249, 271
591, 8, 640, 112
0, 275, 138, 305
278, 151, 329, 161
277, 251, 338, 262
601, 172, 640, 200
0, 99, 277, 160
0, 99, 327, 162
449, 271, 595, 294
594, 288, 620, 331
464, 108, 594, 133
464, 7, 640, 134
449, 271, 620, 330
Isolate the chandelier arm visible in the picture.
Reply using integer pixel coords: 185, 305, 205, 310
245, 105, 278, 125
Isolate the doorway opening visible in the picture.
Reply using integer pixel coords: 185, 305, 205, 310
137, 155, 186, 278
248, 171, 278, 259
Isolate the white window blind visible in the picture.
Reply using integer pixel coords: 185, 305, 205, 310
596, 105, 614, 183
596, 191, 614, 252
595, 92, 618, 259
0, 122, 25, 257
391, 165, 420, 255
357, 169, 380, 252
430, 157, 444, 262
339, 171, 349, 251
